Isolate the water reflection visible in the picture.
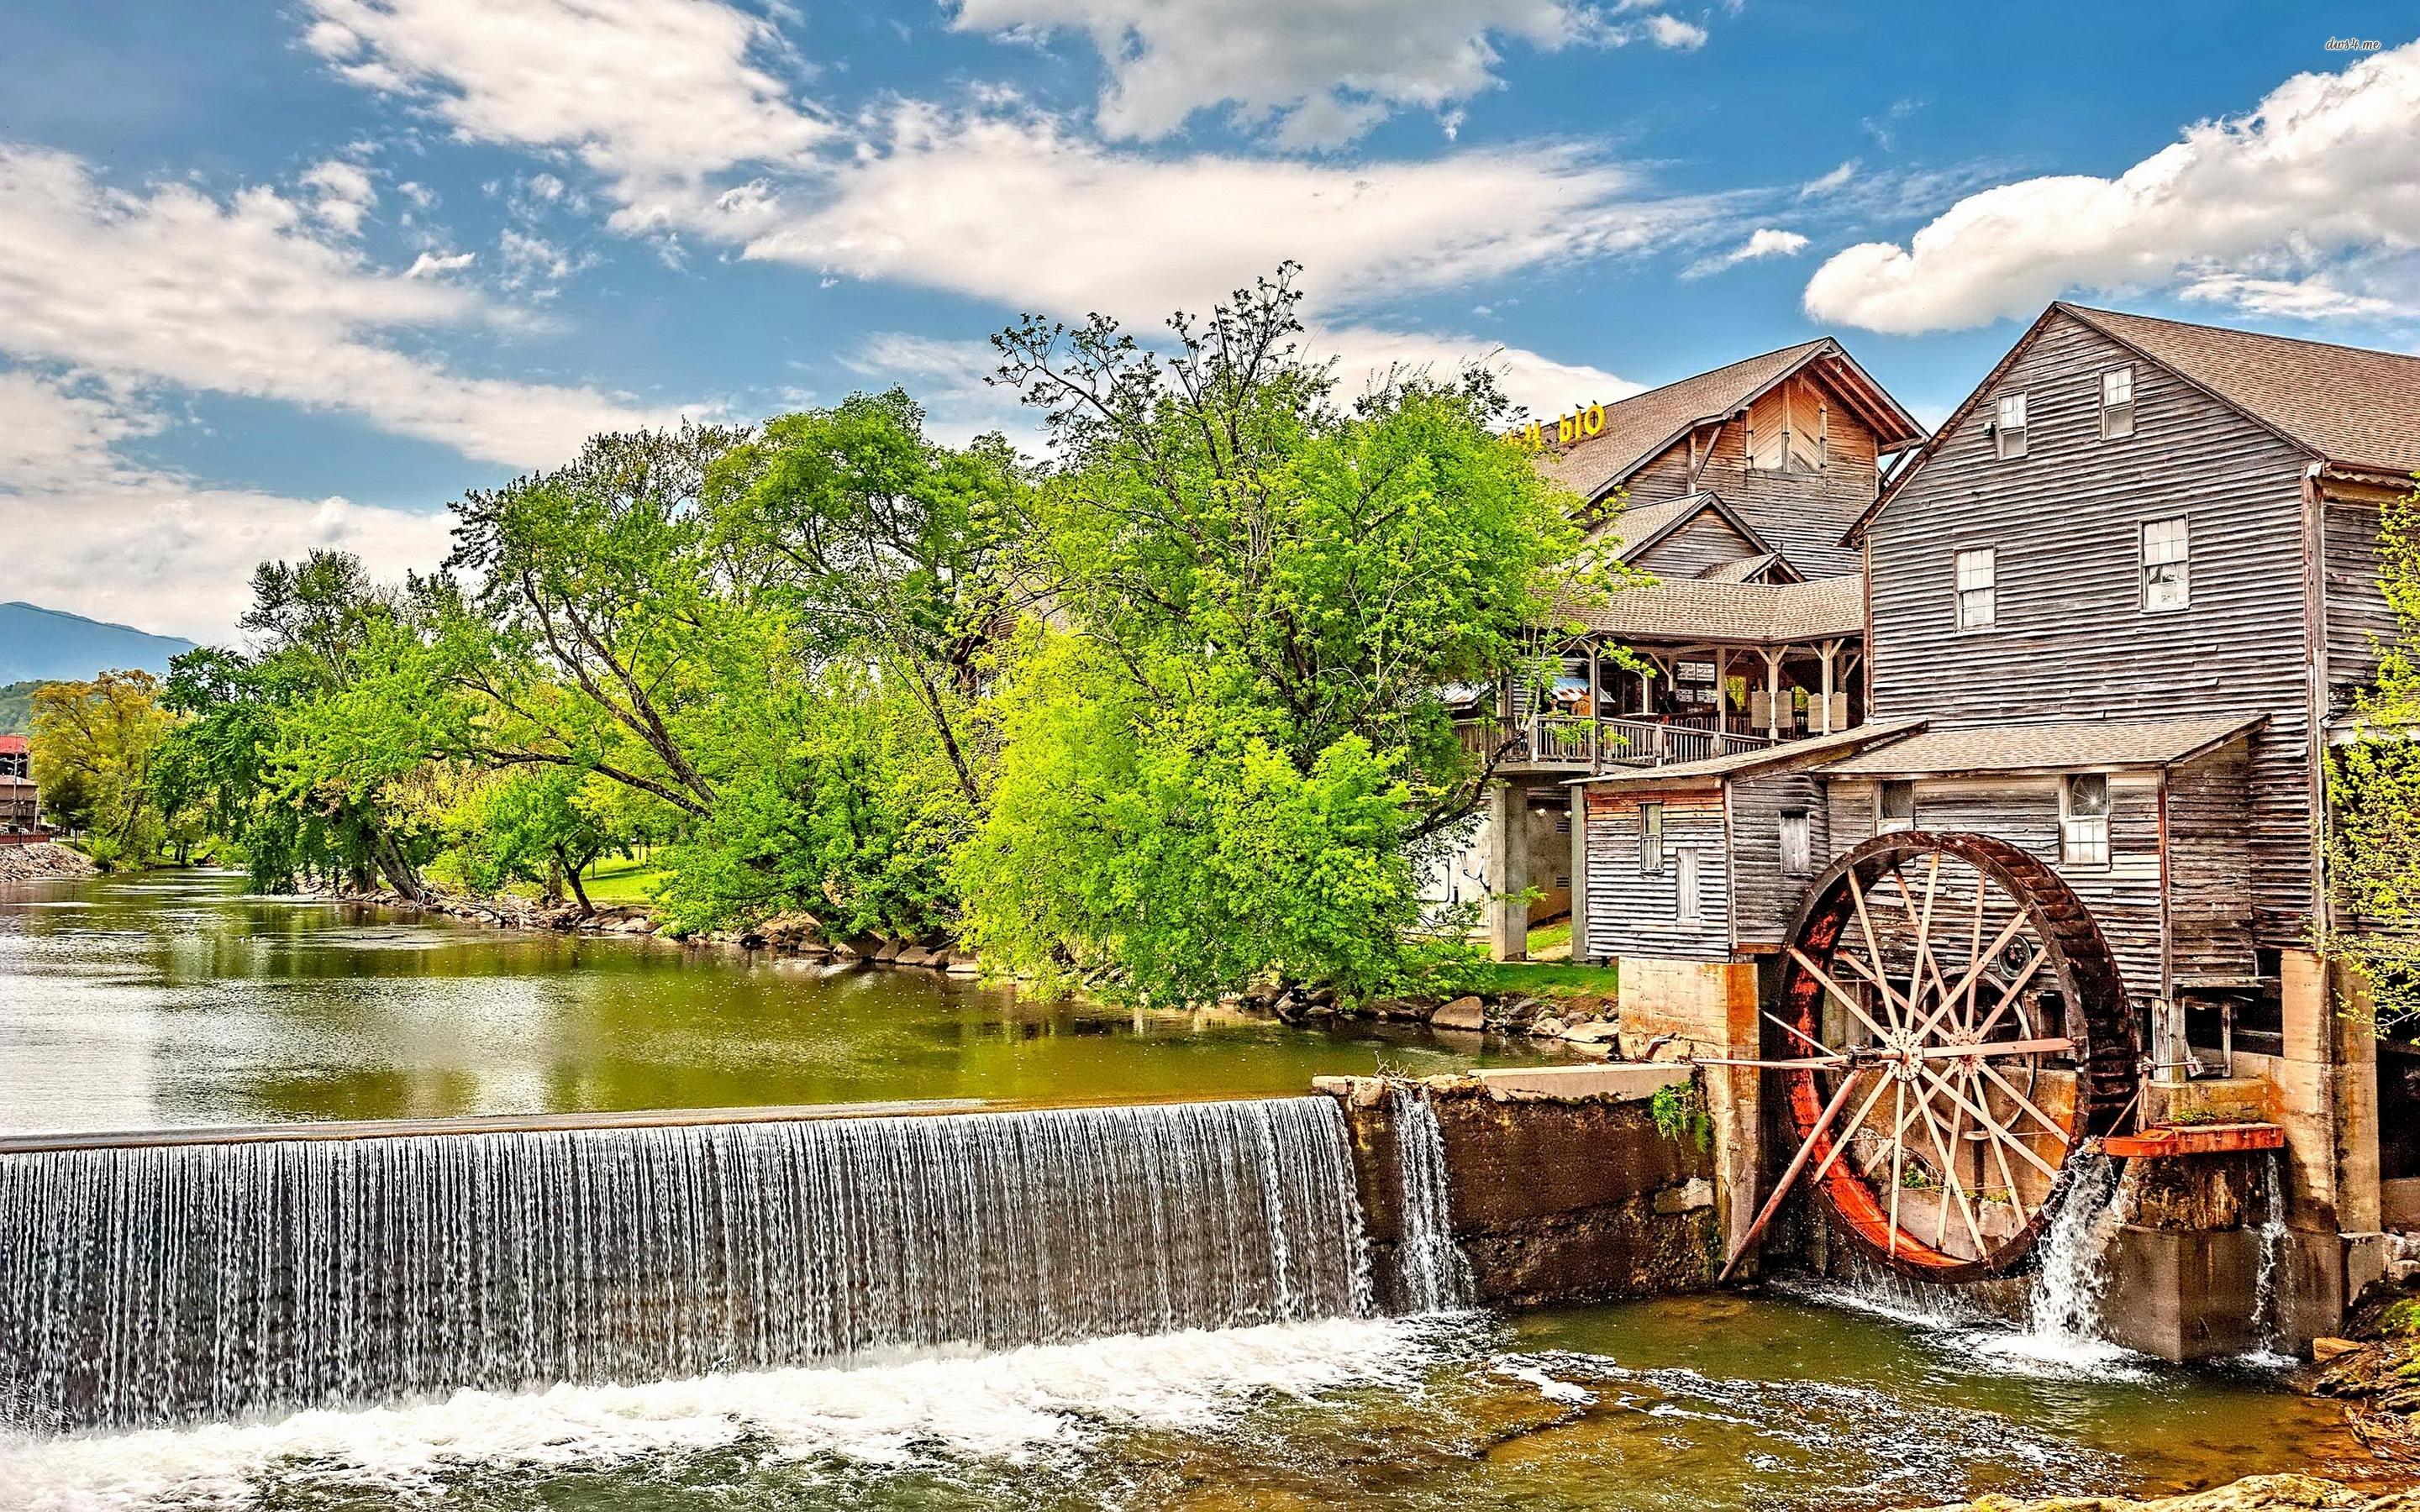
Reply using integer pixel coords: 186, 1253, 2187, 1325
0, 870, 1563, 1132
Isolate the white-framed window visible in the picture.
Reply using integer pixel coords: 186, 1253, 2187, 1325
2100, 366, 2135, 439
1877, 781, 1916, 834
2142, 517, 2190, 612
1676, 848, 1702, 927
2061, 773, 2111, 869
1955, 547, 1997, 629
1639, 801, 1665, 875
1780, 811, 1812, 877
1994, 392, 2028, 459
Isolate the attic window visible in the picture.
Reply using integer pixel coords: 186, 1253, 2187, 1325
2100, 366, 2136, 440
1994, 392, 2028, 459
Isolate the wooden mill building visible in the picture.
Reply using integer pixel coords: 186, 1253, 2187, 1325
1454, 339, 1924, 955
1569, 302, 2420, 1339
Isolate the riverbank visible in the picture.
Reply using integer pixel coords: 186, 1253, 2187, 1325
345, 881, 1634, 1049
0, 841, 94, 883
1908, 1476, 2415, 1510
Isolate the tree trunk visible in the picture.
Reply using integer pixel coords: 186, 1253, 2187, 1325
558, 844, 594, 916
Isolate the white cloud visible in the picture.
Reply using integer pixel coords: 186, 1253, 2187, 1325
300, 158, 378, 233
0, 144, 679, 467
301, 0, 829, 214
1797, 159, 1857, 199
0, 371, 452, 640
1643, 14, 1706, 49
1804, 41, 2420, 333
734, 107, 1716, 322
1683, 226, 1809, 278
2178, 270, 2412, 323
403, 249, 476, 277
948, 0, 1711, 149
1315, 326, 1641, 419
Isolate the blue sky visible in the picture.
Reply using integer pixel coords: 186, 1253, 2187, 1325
3, 1, 2415, 638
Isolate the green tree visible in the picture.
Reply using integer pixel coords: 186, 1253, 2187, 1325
707, 389, 1026, 806
962, 267, 1590, 1000
29, 670, 175, 867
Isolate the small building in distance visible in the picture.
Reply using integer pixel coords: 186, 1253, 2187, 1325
0, 734, 39, 834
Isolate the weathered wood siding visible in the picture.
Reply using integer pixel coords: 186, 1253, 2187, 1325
2165, 741, 2257, 984
1581, 785, 1732, 962
1727, 771, 1828, 945
1634, 511, 1761, 580
1865, 308, 2317, 945
1814, 771, 2166, 1001
1619, 370, 1882, 580
2323, 488, 2394, 719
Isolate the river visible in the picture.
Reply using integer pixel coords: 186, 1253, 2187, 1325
0, 869, 2392, 1511
0, 869, 1563, 1133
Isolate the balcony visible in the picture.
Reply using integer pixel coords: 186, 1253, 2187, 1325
1458, 713, 1776, 774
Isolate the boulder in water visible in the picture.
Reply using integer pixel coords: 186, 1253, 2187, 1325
1430, 996, 1486, 1032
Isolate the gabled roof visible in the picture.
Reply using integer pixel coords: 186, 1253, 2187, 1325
1560, 575, 1865, 647
1569, 717, 1928, 788
1697, 552, 1801, 585
1815, 713, 2264, 779
1849, 302, 2420, 545
1597, 491, 1777, 564
1534, 339, 1925, 505
0, 736, 26, 755
2060, 305, 2420, 478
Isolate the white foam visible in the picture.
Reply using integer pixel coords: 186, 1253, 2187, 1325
0, 1318, 1429, 1512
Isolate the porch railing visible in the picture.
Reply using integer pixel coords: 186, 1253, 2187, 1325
1456, 715, 1776, 772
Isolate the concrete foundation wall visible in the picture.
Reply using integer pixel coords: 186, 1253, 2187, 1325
1320, 1066, 1719, 1310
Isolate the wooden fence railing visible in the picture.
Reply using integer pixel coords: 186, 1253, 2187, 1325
1455, 716, 1775, 773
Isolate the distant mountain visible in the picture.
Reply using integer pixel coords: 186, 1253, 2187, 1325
0, 602, 197, 685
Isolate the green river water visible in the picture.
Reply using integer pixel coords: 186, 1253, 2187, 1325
0, 869, 2398, 1511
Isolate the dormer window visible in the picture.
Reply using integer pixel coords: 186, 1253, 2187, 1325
1993, 393, 2028, 459
2100, 366, 2135, 439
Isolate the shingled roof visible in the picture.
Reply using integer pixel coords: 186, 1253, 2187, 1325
1817, 713, 2264, 778
1534, 342, 1831, 501
2061, 305, 2420, 477
1561, 575, 1865, 646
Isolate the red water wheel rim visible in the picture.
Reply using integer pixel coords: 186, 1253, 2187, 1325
1778, 831, 2138, 1283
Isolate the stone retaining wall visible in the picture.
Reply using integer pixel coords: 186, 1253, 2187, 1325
1318, 1065, 1721, 1310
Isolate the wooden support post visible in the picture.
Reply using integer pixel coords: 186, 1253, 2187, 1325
1486, 779, 1529, 962
1819, 642, 1838, 736
1761, 649, 1784, 740
1568, 788, 1591, 963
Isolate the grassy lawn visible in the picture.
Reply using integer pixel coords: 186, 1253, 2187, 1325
1463, 958, 1620, 999
577, 854, 669, 906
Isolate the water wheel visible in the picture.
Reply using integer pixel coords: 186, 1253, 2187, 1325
1732, 832, 2139, 1284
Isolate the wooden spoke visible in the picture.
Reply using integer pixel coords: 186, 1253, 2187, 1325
1885, 1079, 1908, 1257
1912, 1060, 2061, 1181
1846, 869, 1904, 1032
1791, 947, 1898, 1046
1973, 1056, 2075, 1151
1914, 1036, 2072, 1060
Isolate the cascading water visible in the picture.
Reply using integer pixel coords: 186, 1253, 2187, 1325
2026, 1149, 2123, 1347
2247, 1151, 2289, 1358
1386, 1084, 1474, 1311
0, 1097, 1374, 1431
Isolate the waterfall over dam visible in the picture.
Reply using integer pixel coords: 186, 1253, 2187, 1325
0, 1096, 1384, 1431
